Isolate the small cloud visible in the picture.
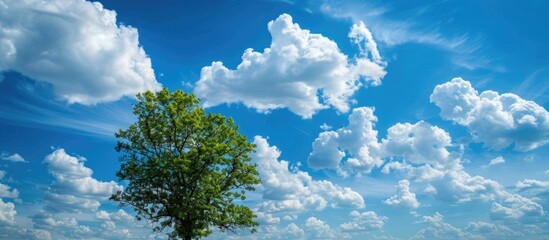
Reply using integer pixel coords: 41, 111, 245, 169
481, 156, 505, 168
1, 152, 26, 163
320, 123, 332, 131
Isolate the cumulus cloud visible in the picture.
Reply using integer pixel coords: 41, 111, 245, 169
194, 14, 387, 118
0, 198, 16, 225
383, 179, 420, 208
0, 170, 19, 200
0, 183, 18, 199
0, 0, 161, 104
1, 152, 26, 162
465, 221, 521, 239
252, 136, 365, 214
259, 223, 305, 239
95, 209, 133, 222
43, 148, 122, 212
430, 169, 504, 203
308, 107, 453, 176
32, 211, 91, 239
490, 193, 545, 223
339, 210, 387, 231
305, 217, 347, 239
381, 161, 445, 182
430, 77, 549, 151
411, 212, 482, 240
308, 107, 382, 175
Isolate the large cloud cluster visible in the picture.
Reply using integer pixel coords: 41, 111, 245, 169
308, 107, 453, 176
194, 14, 386, 118
252, 136, 365, 214
0, 0, 161, 104
431, 78, 549, 151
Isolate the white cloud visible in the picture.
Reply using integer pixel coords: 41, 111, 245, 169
411, 212, 482, 240
382, 121, 453, 166
430, 168, 504, 203
482, 156, 505, 168
383, 179, 420, 209
320, 123, 332, 131
31, 211, 92, 238
194, 14, 386, 118
43, 148, 122, 212
316, 1, 501, 71
1, 152, 26, 162
0, 183, 18, 199
465, 221, 521, 239
0, 170, 18, 199
381, 162, 445, 182
515, 179, 549, 198
0, 0, 161, 104
252, 136, 365, 214
0, 226, 51, 240
516, 179, 549, 192
255, 211, 281, 225
95, 209, 133, 222
308, 107, 453, 176
490, 193, 545, 222
260, 223, 306, 239
308, 107, 383, 175
305, 217, 347, 239
339, 210, 387, 231
0, 198, 16, 225
431, 77, 549, 151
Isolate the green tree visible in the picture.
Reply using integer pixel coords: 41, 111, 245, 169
111, 88, 260, 240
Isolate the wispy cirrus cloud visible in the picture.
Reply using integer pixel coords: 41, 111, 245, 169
286, 0, 502, 71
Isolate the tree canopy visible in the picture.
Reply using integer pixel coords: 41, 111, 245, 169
111, 88, 260, 240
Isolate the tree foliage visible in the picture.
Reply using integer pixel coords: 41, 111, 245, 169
111, 88, 260, 240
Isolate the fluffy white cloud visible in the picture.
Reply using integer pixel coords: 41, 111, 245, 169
252, 136, 365, 214
339, 211, 387, 231
1, 152, 25, 162
31, 211, 92, 239
308, 107, 383, 175
430, 168, 504, 203
465, 221, 521, 239
305, 217, 347, 239
383, 179, 420, 208
95, 209, 133, 222
0, 198, 16, 225
259, 223, 306, 239
0, 0, 161, 104
309, 107, 453, 176
381, 161, 445, 182
515, 179, 549, 200
0, 170, 18, 199
339, 210, 387, 231
430, 77, 549, 151
0, 226, 51, 240
43, 149, 122, 212
490, 193, 545, 222
194, 14, 386, 118
382, 121, 452, 166
411, 212, 482, 240
0, 183, 18, 199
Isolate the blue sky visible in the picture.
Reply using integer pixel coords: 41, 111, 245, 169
0, 0, 548, 239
